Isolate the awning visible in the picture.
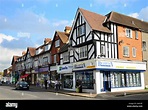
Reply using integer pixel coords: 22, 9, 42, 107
20, 74, 30, 78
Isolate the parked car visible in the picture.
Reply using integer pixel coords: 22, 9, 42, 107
15, 81, 29, 90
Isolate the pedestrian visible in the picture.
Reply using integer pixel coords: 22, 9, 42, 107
54, 79, 59, 92
47, 79, 51, 88
44, 79, 48, 89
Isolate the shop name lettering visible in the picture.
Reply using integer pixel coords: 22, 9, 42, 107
98, 62, 113, 67
74, 63, 85, 68
59, 66, 68, 71
5, 102, 18, 108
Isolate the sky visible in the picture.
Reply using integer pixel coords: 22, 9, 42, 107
0, 0, 148, 72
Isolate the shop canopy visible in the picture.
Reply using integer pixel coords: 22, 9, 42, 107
20, 74, 30, 78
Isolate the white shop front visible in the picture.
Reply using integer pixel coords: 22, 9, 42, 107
73, 59, 146, 94
57, 64, 74, 91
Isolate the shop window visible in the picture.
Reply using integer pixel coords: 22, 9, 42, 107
75, 71, 94, 89
63, 75, 73, 89
110, 72, 141, 88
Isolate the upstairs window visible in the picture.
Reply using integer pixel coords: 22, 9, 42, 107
54, 54, 56, 63
63, 52, 69, 63
55, 40, 60, 47
142, 41, 146, 51
132, 47, 136, 57
78, 25, 85, 36
135, 31, 138, 39
123, 46, 129, 57
43, 57, 48, 65
79, 46, 87, 59
100, 45, 106, 56
126, 28, 132, 38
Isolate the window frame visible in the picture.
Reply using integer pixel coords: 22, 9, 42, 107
55, 40, 60, 47
123, 46, 129, 57
63, 52, 69, 63
79, 46, 87, 59
132, 47, 136, 57
125, 28, 132, 38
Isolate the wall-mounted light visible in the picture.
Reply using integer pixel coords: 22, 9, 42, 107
119, 40, 124, 45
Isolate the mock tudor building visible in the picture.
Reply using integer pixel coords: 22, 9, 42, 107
59, 8, 146, 94
49, 26, 71, 83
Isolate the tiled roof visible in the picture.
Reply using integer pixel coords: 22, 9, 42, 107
106, 11, 148, 32
44, 38, 52, 44
56, 31, 69, 43
28, 47, 36, 57
79, 8, 112, 33
11, 55, 20, 65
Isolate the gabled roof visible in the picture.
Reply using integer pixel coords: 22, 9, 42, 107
79, 8, 111, 33
27, 47, 36, 57
56, 31, 69, 43
11, 55, 20, 65
106, 11, 148, 32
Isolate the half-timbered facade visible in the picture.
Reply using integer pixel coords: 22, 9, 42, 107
66, 8, 146, 94
24, 47, 36, 84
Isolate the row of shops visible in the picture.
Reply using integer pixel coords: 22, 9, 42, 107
15, 59, 146, 94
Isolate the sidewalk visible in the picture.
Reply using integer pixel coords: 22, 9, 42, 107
8, 84, 148, 98
29, 85, 148, 98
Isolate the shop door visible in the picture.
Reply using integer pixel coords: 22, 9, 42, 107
103, 71, 111, 92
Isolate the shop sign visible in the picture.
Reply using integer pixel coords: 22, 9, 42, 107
39, 67, 48, 72
59, 66, 68, 71
74, 63, 85, 68
98, 62, 113, 67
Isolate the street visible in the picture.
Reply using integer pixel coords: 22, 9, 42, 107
1, 85, 148, 109
107, 93, 148, 100
0, 85, 101, 100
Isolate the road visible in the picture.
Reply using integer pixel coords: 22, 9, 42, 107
0, 85, 102, 100
1, 85, 148, 109
107, 93, 148, 100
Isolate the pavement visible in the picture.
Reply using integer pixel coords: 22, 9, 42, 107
4, 83, 148, 98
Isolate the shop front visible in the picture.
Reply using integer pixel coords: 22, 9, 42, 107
73, 59, 146, 94
31, 68, 38, 85
38, 66, 49, 80
57, 64, 73, 90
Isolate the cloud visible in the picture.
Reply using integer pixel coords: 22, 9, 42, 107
0, 10, 50, 34
129, 6, 148, 22
129, 13, 139, 19
138, 6, 148, 21
93, 0, 137, 7
0, 46, 24, 72
52, 20, 72, 27
0, 33, 18, 44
